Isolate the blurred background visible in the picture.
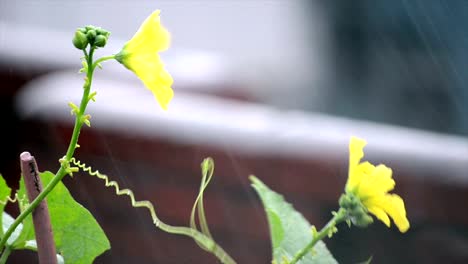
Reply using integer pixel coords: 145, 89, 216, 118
1, 0, 468, 263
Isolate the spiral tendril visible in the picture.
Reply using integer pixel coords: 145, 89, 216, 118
70, 157, 236, 264
70, 158, 161, 227
0, 194, 18, 205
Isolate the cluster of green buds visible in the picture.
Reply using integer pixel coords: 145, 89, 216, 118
339, 193, 373, 228
72, 25, 110, 50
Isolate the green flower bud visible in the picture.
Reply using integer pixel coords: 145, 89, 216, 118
78, 27, 87, 34
86, 29, 97, 42
94, 35, 107, 48
350, 205, 366, 217
72, 30, 88, 50
352, 213, 374, 228
96, 28, 111, 38
85, 25, 95, 31
339, 194, 351, 208
339, 193, 360, 210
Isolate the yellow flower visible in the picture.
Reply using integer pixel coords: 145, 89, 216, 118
116, 10, 173, 110
345, 137, 410, 233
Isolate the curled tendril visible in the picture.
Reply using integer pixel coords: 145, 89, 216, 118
70, 157, 161, 227
0, 194, 19, 205
69, 157, 236, 264
190, 158, 214, 250
0, 193, 29, 210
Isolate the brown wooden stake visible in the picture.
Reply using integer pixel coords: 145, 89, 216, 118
20, 152, 57, 264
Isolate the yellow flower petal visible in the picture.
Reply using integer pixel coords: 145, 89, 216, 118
366, 205, 390, 227
346, 137, 368, 191
364, 194, 410, 233
125, 10, 170, 53
346, 161, 375, 193
123, 53, 173, 110
356, 164, 395, 199
383, 194, 410, 233
349, 137, 366, 168
117, 10, 174, 110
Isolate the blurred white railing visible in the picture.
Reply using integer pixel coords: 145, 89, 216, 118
16, 71, 468, 185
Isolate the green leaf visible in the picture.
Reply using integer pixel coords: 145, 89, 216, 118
0, 174, 12, 237
18, 171, 110, 263
250, 176, 338, 264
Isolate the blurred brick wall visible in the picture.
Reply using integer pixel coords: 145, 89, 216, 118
2, 119, 467, 263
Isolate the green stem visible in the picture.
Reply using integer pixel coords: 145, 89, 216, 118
93, 55, 115, 68
158, 222, 235, 264
289, 208, 347, 264
0, 48, 113, 253
0, 246, 11, 264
